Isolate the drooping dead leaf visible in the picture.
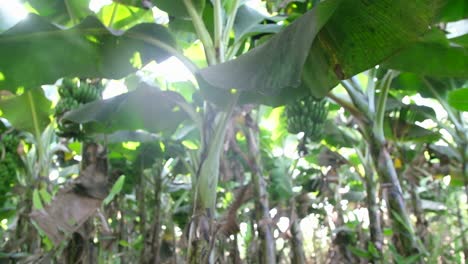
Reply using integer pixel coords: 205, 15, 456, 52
30, 188, 101, 245
30, 143, 109, 245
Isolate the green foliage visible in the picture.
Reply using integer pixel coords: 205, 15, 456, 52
295, 167, 322, 193
0, 1, 467, 263
0, 88, 51, 135
436, 0, 468, 22
233, 4, 282, 41
97, 3, 154, 29
198, 0, 339, 105
25, 0, 92, 25
1, 133, 20, 153
268, 158, 293, 201
447, 87, 468, 111
389, 244, 422, 264
384, 30, 468, 77
39, 189, 52, 204
382, 98, 440, 142
199, 0, 438, 105
0, 14, 175, 91
109, 157, 135, 194
384, 118, 440, 143
390, 73, 466, 99
103, 175, 126, 205
32, 189, 44, 210
156, 0, 206, 19
321, 120, 359, 148
63, 87, 189, 135
0, 128, 24, 205
0, 155, 18, 206
134, 141, 163, 170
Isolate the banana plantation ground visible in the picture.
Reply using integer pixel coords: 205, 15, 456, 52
0, 0, 467, 263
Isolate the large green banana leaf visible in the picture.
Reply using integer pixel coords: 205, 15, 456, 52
63, 87, 188, 135
198, 0, 438, 106
0, 14, 175, 92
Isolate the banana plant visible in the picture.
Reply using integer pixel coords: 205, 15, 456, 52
422, 80, 468, 260
327, 70, 422, 257
384, 29, 468, 259
0, 88, 62, 254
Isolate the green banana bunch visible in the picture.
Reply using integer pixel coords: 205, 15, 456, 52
56, 120, 82, 139
54, 97, 80, 116
285, 95, 329, 143
72, 82, 102, 103
54, 78, 104, 139
58, 78, 102, 104
58, 78, 77, 98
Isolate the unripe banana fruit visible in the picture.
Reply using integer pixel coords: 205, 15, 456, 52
285, 95, 329, 143
54, 78, 104, 139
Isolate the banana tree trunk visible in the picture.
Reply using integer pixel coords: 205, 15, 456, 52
246, 121, 276, 264
117, 196, 128, 264
188, 107, 235, 264
137, 169, 147, 263
335, 71, 421, 257
251, 173, 276, 264
188, 207, 214, 263
363, 155, 383, 258
369, 139, 419, 256
290, 199, 306, 264
408, 181, 428, 245
151, 164, 163, 264
65, 142, 108, 264
458, 143, 468, 262
455, 196, 468, 262
461, 143, 468, 208
227, 234, 241, 264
